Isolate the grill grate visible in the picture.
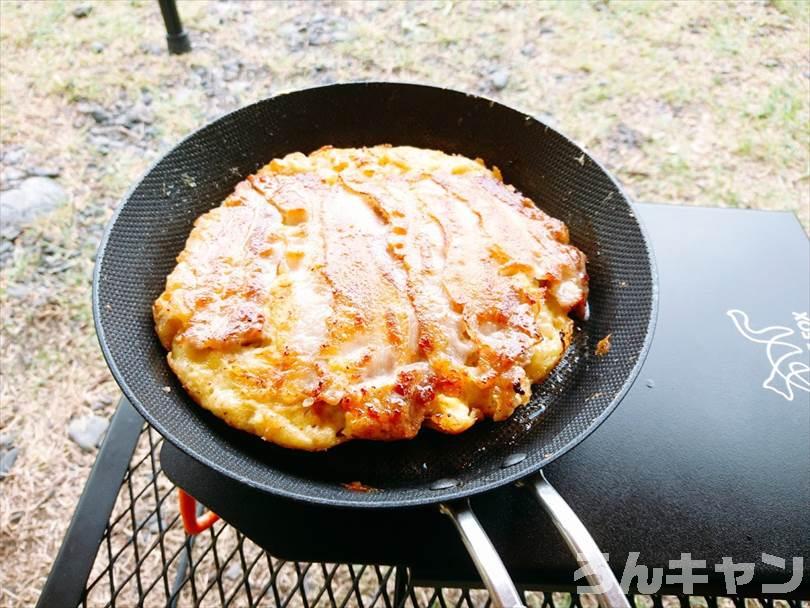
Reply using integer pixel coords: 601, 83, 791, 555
74, 425, 803, 608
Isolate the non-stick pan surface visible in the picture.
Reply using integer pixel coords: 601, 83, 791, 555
94, 82, 657, 508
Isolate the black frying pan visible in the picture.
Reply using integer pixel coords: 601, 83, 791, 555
94, 82, 657, 608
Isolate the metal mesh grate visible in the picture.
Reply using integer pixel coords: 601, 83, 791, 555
77, 426, 805, 608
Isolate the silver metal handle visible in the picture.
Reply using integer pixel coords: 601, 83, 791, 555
440, 500, 526, 608
529, 471, 630, 608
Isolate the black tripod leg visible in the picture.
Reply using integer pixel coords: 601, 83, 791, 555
157, 0, 191, 55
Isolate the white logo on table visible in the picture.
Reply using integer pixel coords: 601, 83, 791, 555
575, 552, 804, 594
727, 309, 810, 402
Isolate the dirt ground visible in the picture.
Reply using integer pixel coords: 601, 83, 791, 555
0, 1, 808, 606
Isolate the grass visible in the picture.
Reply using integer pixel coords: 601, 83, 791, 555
0, 1, 808, 606
768, 0, 810, 19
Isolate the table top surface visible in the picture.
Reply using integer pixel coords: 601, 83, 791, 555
162, 203, 810, 597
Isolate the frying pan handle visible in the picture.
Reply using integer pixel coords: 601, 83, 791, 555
440, 500, 526, 608
178, 489, 220, 535
528, 472, 629, 608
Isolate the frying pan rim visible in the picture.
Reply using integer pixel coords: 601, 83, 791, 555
93, 81, 659, 509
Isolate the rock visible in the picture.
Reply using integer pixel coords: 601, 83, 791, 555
327, 29, 351, 43
1, 166, 26, 188
277, 21, 298, 42
613, 123, 644, 149
89, 134, 114, 155
138, 513, 161, 534
90, 109, 109, 124
29, 166, 61, 178
119, 104, 154, 128
77, 101, 110, 124
0, 190, 26, 239
224, 563, 242, 580
5, 284, 30, 299
0, 448, 18, 477
490, 68, 510, 91
0, 432, 15, 449
222, 60, 242, 82
521, 43, 536, 57
2, 146, 25, 165
84, 392, 115, 410
191, 64, 208, 79
0, 239, 12, 263
535, 112, 557, 129
280, 14, 353, 48
91, 42, 105, 54
68, 415, 109, 451
72, 4, 92, 18
139, 42, 163, 56
0, 177, 68, 240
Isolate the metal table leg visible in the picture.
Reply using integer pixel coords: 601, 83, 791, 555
36, 398, 144, 608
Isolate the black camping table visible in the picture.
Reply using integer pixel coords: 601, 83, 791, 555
36, 203, 810, 607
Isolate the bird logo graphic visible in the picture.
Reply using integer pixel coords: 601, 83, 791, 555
727, 309, 810, 402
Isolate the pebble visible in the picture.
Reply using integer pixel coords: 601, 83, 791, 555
139, 42, 163, 56
224, 564, 242, 580
0, 448, 18, 478
72, 4, 92, 18
490, 68, 510, 91
0, 432, 15, 449
2, 146, 25, 165
77, 101, 111, 124
222, 60, 242, 82
5, 284, 30, 299
0, 240, 12, 263
119, 104, 154, 128
138, 513, 161, 534
89, 134, 116, 155
279, 14, 353, 49
535, 112, 557, 129
91, 42, 105, 54
29, 166, 61, 178
1, 166, 26, 187
0, 177, 68, 240
84, 392, 115, 410
613, 123, 644, 149
68, 415, 109, 451
91, 109, 109, 124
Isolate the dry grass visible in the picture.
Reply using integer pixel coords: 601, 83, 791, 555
0, 1, 808, 607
